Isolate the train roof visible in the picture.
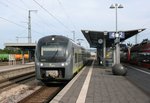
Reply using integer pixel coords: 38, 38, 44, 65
131, 39, 150, 52
38, 35, 69, 42
38, 35, 85, 49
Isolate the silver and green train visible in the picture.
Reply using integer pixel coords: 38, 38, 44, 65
35, 35, 90, 82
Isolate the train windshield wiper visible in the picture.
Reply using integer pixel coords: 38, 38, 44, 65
50, 49, 58, 59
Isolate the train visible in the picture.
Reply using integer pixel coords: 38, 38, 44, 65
35, 35, 90, 82
0, 54, 29, 61
121, 39, 150, 69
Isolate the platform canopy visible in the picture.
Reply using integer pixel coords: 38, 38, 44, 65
4, 43, 36, 50
82, 29, 145, 48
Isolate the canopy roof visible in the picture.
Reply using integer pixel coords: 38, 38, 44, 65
4, 43, 36, 50
82, 29, 145, 48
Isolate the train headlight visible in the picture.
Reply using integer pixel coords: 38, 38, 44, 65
40, 63, 43, 66
36, 62, 40, 66
100, 61, 103, 64
65, 62, 68, 66
61, 63, 65, 66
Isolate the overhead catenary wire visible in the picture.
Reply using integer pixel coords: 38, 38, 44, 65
0, 0, 73, 38
5, 0, 27, 11
57, 0, 77, 40
19, 0, 30, 9
35, 14, 60, 34
0, 16, 43, 35
57, 0, 77, 30
19, 0, 61, 35
33, 0, 72, 32
2, 0, 45, 35
0, 16, 27, 29
0, 0, 48, 37
1, 0, 28, 21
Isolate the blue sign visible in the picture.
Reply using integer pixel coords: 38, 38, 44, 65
109, 32, 125, 39
109, 32, 115, 39
119, 32, 125, 39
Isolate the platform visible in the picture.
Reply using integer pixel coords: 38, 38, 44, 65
0, 62, 34, 72
51, 60, 150, 103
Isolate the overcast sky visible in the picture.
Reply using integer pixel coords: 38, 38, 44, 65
0, 0, 150, 49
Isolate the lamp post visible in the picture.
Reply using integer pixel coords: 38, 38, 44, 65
110, 4, 127, 76
110, 3, 123, 64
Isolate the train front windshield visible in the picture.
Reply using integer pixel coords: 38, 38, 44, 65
37, 42, 68, 62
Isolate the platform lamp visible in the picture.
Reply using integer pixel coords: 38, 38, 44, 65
110, 3, 123, 64
110, 3, 127, 76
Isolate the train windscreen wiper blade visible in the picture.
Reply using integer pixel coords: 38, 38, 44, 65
50, 49, 58, 59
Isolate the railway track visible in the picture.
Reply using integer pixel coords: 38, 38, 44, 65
0, 62, 9, 66
0, 72, 35, 92
18, 84, 65, 103
123, 63, 150, 72
123, 64, 150, 96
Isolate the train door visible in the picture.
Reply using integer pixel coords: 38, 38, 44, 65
72, 47, 75, 73
73, 47, 78, 74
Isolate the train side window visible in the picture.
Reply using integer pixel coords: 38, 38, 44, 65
78, 53, 81, 62
72, 48, 75, 56
79, 53, 82, 62
72, 48, 74, 55
146, 53, 150, 63
75, 53, 77, 63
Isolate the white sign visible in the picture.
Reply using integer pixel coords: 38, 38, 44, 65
98, 39, 103, 44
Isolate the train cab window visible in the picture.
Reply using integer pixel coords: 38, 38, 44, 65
38, 41, 68, 62
41, 44, 65, 57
